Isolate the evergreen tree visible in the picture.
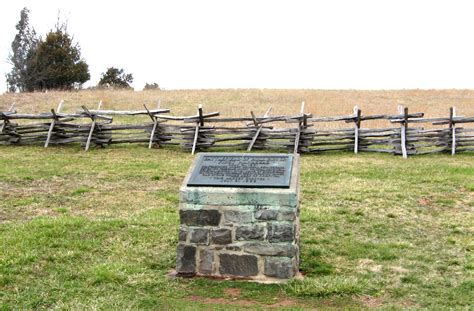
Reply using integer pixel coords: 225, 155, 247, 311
6, 7, 37, 92
26, 22, 90, 91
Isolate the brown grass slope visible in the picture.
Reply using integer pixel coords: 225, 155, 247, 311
2, 89, 474, 118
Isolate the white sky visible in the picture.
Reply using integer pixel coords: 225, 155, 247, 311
1, 0, 474, 92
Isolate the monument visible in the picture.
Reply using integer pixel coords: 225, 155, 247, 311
176, 153, 300, 282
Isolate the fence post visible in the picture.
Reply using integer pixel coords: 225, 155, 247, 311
450, 107, 456, 155
247, 107, 271, 152
293, 102, 305, 154
191, 104, 203, 155
353, 106, 361, 154
398, 105, 408, 159
45, 100, 64, 148
84, 100, 102, 151
0, 103, 15, 133
144, 104, 159, 149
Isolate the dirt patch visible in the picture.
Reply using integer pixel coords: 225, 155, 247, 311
418, 197, 432, 206
358, 259, 383, 273
267, 299, 297, 308
390, 266, 409, 274
186, 295, 299, 308
354, 295, 384, 308
224, 288, 241, 298
187, 295, 255, 307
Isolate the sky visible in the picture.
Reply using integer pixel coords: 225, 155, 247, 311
1, 0, 474, 92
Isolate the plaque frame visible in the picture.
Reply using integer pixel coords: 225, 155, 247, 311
186, 153, 294, 188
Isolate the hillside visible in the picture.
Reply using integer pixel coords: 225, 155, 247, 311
2, 89, 474, 119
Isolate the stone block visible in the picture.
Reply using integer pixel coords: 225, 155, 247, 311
267, 222, 294, 242
264, 257, 295, 279
211, 228, 232, 245
243, 242, 296, 257
224, 210, 253, 223
179, 209, 221, 226
180, 188, 298, 207
278, 209, 297, 221
235, 225, 265, 241
178, 226, 187, 242
199, 249, 213, 275
255, 207, 278, 220
190, 228, 209, 244
176, 244, 196, 275
219, 253, 258, 277
225, 245, 242, 251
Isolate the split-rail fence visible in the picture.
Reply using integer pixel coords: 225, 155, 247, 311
1, 101, 473, 158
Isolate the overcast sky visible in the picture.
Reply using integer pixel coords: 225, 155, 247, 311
1, 0, 473, 92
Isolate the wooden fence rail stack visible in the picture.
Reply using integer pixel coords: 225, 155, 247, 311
1, 101, 473, 157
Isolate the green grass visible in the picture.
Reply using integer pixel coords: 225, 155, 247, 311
1, 145, 473, 309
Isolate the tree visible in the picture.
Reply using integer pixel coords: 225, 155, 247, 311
26, 22, 90, 91
143, 82, 160, 90
6, 7, 37, 92
98, 67, 133, 88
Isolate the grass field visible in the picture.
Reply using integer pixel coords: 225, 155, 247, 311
1, 142, 473, 309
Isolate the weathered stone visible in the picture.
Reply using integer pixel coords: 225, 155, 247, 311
278, 209, 297, 221
176, 244, 196, 275
180, 188, 298, 207
190, 228, 209, 244
264, 257, 295, 279
255, 207, 278, 220
267, 222, 294, 242
225, 245, 242, 251
199, 249, 213, 275
243, 242, 296, 257
178, 226, 187, 242
179, 209, 221, 226
211, 228, 232, 245
224, 210, 253, 223
235, 225, 265, 241
219, 254, 258, 277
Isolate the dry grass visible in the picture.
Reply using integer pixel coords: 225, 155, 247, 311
1, 89, 474, 128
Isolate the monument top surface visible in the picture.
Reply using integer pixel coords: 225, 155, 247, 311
187, 153, 294, 188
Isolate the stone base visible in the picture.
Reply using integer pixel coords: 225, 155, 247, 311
176, 154, 300, 282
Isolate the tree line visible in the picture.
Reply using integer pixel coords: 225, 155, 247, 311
6, 8, 160, 92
